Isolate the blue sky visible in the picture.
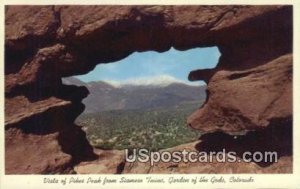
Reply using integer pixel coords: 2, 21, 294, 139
75, 47, 220, 86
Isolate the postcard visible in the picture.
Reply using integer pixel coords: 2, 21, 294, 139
1, 0, 299, 188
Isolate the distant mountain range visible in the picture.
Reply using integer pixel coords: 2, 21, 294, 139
62, 77, 206, 113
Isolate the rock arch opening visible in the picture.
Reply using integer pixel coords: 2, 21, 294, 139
5, 5, 292, 174
63, 47, 220, 151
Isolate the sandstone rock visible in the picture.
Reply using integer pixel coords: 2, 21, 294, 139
5, 128, 72, 174
4, 5, 293, 174
5, 95, 71, 127
123, 140, 292, 174
188, 54, 292, 134
5, 6, 59, 51
74, 148, 125, 174
5, 85, 97, 174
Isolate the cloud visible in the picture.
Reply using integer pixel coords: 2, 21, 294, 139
102, 75, 204, 87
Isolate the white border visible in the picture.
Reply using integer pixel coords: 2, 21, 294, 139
0, 0, 299, 188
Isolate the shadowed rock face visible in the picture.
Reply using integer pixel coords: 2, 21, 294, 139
188, 54, 292, 133
5, 5, 292, 174
75, 118, 292, 174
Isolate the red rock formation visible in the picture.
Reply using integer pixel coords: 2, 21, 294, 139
74, 148, 125, 174
188, 54, 292, 133
122, 141, 292, 174
5, 5, 292, 173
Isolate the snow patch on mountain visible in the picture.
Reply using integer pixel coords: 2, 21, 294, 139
102, 75, 203, 88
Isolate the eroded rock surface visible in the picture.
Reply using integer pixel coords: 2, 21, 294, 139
74, 148, 125, 174
188, 54, 292, 133
123, 141, 292, 174
5, 5, 292, 173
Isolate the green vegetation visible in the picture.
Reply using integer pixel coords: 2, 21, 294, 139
76, 104, 202, 151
